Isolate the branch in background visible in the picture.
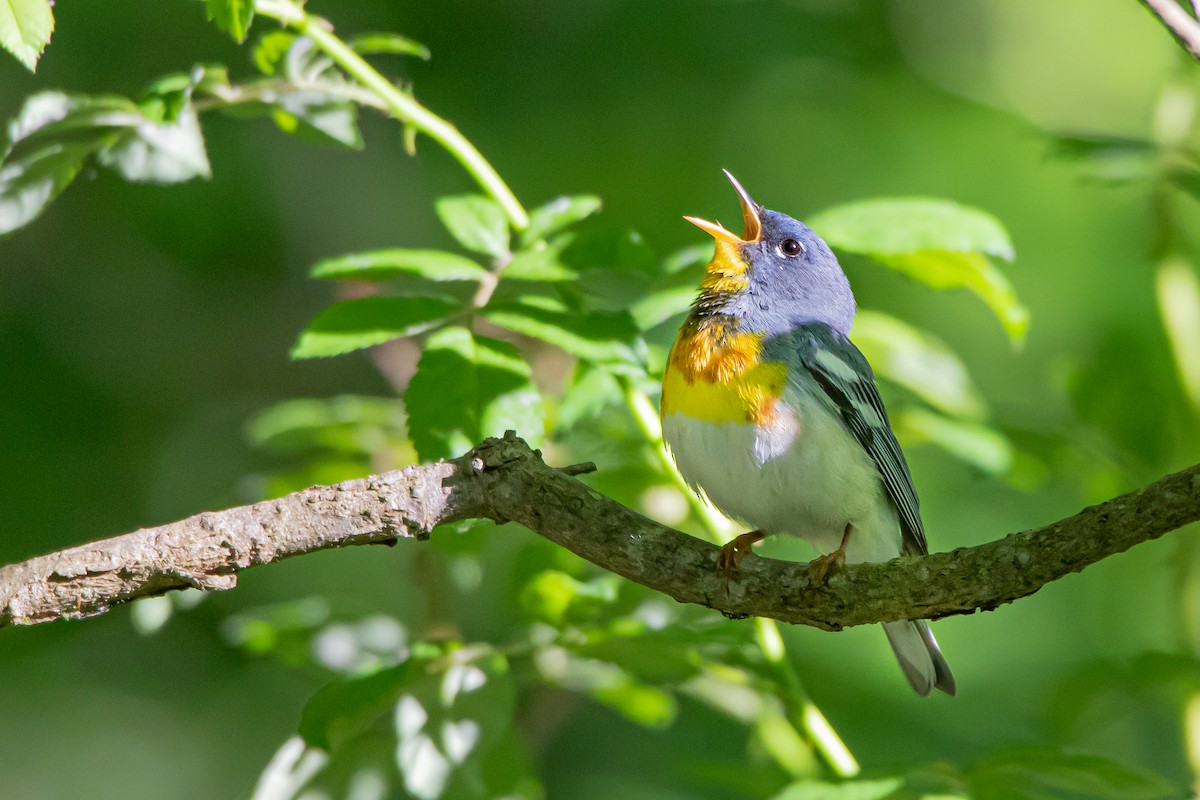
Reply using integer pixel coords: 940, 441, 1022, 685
1140, 0, 1200, 59
1, 433, 1198, 631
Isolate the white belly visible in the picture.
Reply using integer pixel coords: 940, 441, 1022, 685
662, 393, 903, 564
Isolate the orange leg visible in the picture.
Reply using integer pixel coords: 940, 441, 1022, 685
805, 523, 853, 586
716, 529, 766, 579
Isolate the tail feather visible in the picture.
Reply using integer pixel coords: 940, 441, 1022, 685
882, 620, 955, 697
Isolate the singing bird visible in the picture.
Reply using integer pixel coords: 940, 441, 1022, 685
661, 171, 955, 696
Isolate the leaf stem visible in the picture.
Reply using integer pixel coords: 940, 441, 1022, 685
255, 0, 529, 230
619, 378, 860, 778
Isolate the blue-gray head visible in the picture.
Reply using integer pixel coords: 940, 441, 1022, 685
685, 170, 856, 336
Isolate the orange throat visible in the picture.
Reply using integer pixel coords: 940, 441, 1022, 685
661, 316, 787, 426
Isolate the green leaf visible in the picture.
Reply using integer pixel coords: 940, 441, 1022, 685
852, 310, 986, 420
204, 0, 253, 44
247, 395, 406, 455
967, 747, 1179, 800
556, 364, 622, 431
809, 197, 1014, 261
300, 662, 415, 750
484, 297, 646, 370
348, 32, 431, 60
138, 65, 230, 123
97, 104, 211, 183
503, 235, 579, 281
520, 571, 619, 626
253, 30, 297, 75
0, 0, 53, 72
0, 139, 93, 235
895, 409, 1012, 477
1, 93, 142, 235
436, 194, 510, 258
311, 249, 489, 282
291, 296, 459, 359
520, 195, 602, 246
270, 90, 363, 150
404, 326, 544, 461
881, 250, 1028, 343
809, 198, 1027, 342
771, 778, 904, 800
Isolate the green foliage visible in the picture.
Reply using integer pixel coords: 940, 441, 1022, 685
205, 0, 254, 45
404, 326, 544, 461
13, 4, 1194, 800
436, 194, 511, 259
774, 748, 1179, 800
809, 198, 1028, 343
0, 0, 52, 72
311, 249, 490, 282
291, 296, 460, 359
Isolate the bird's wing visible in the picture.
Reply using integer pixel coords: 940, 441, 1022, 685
783, 323, 927, 555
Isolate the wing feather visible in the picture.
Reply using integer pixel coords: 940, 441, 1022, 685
780, 324, 927, 555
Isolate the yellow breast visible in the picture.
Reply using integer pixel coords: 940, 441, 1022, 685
661, 322, 788, 425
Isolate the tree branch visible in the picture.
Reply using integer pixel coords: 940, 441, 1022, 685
1140, 0, 1200, 59
2, 432, 1198, 631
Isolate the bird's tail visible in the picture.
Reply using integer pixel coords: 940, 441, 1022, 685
882, 620, 956, 696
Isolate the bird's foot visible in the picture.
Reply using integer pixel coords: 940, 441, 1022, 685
805, 523, 853, 587
716, 529, 766, 581
804, 548, 846, 586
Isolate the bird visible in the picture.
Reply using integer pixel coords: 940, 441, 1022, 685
660, 170, 955, 696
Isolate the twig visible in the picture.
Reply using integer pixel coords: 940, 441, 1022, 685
2, 433, 1198, 630
1140, 0, 1200, 59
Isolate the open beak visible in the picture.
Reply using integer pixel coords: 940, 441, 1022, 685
684, 169, 763, 245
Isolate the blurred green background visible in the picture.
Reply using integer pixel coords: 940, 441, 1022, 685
3, 0, 1200, 797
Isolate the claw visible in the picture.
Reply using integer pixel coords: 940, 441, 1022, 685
716, 529, 766, 584
804, 548, 846, 586
805, 523, 854, 587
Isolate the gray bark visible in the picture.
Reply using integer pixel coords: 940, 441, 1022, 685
2, 432, 1198, 631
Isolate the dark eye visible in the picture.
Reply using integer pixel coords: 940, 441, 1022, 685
779, 238, 804, 257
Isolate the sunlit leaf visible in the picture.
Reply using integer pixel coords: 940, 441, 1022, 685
853, 310, 986, 420
253, 30, 296, 75
269, 90, 363, 149
1156, 259, 1200, 413
247, 395, 406, 455
520, 195, 602, 246
0, 0, 53, 72
348, 32, 430, 60
520, 570, 620, 626
810, 197, 1014, 260
0, 92, 142, 234
138, 64, 230, 122
291, 296, 459, 359
205, 0, 254, 44
436, 194, 510, 259
503, 235, 578, 281
809, 198, 1026, 342
311, 249, 488, 282
404, 326, 544, 461
97, 104, 211, 183
484, 297, 646, 370
895, 408, 1012, 477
